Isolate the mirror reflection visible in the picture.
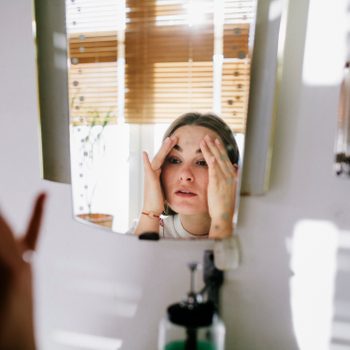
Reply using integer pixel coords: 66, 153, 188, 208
67, 0, 258, 238
134, 112, 239, 239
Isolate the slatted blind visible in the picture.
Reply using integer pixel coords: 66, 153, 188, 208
68, 61, 118, 125
125, 0, 214, 122
66, 0, 256, 131
221, 0, 255, 131
125, 0, 255, 132
66, 0, 119, 125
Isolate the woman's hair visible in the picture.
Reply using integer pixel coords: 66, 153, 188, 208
163, 112, 239, 165
161, 112, 240, 215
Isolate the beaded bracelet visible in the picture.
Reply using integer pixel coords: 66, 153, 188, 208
141, 211, 161, 219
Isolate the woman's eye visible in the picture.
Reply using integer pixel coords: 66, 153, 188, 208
197, 159, 208, 167
167, 156, 181, 164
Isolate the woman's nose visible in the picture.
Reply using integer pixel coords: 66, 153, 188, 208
179, 166, 194, 182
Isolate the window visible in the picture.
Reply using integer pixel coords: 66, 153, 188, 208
66, 0, 256, 132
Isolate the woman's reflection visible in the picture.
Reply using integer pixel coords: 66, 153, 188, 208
134, 112, 239, 239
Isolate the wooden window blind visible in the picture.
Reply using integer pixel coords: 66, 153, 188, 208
66, 0, 119, 125
220, 0, 256, 132
68, 60, 118, 125
66, 0, 256, 131
125, 0, 214, 123
125, 0, 255, 132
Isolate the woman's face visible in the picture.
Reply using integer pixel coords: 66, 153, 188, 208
161, 125, 222, 215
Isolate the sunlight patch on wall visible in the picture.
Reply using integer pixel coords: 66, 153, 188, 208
268, 0, 284, 22
68, 278, 141, 318
332, 320, 350, 345
289, 220, 338, 350
338, 231, 350, 250
302, 0, 348, 86
52, 330, 122, 349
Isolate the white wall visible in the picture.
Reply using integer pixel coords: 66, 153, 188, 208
1, 1, 350, 350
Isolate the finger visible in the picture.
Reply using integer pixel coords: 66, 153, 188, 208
215, 138, 239, 184
22, 193, 47, 251
0, 213, 22, 269
143, 151, 151, 168
151, 135, 178, 170
200, 140, 221, 182
143, 151, 155, 175
200, 138, 216, 168
204, 136, 234, 178
200, 137, 226, 178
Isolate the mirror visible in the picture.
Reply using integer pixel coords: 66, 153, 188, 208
66, 0, 258, 239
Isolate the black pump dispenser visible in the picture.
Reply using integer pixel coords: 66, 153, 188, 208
167, 263, 214, 329
158, 261, 225, 350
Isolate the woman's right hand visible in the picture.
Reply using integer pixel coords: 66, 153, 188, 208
142, 135, 178, 215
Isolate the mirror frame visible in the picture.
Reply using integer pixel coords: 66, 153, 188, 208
241, 0, 288, 195
33, 0, 71, 183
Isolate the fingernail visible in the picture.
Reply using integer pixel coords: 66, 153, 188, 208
164, 137, 170, 143
22, 250, 36, 264
215, 138, 221, 145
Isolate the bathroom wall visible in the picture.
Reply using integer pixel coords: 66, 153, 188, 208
0, 0, 349, 350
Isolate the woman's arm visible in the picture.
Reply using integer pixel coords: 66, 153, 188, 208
134, 136, 177, 235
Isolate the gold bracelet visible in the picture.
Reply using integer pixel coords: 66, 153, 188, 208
142, 211, 161, 218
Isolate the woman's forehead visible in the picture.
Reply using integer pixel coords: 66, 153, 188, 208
172, 125, 220, 143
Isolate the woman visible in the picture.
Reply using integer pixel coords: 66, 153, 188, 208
134, 112, 239, 239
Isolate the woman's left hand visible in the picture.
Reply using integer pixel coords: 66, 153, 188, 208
200, 136, 238, 238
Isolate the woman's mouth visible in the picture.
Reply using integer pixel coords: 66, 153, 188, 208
175, 190, 197, 198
